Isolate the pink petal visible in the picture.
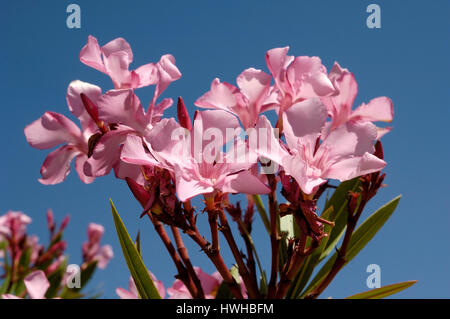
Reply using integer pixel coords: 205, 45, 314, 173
376, 126, 392, 139
116, 288, 138, 299
174, 166, 214, 202
25, 112, 83, 150
150, 273, 166, 299
75, 154, 95, 184
79, 35, 106, 73
39, 145, 79, 185
287, 56, 335, 99
194, 267, 221, 297
282, 153, 326, 194
84, 127, 133, 177
149, 98, 174, 123
265, 47, 294, 93
102, 52, 134, 89
66, 80, 102, 134
2, 294, 22, 299
195, 78, 238, 112
24, 270, 49, 299
236, 68, 271, 106
101, 37, 133, 64
97, 89, 147, 132
282, 97, 328, 150
145, 118, 186, 168
221, 170, 270, 195
134, 63, 158, 88
121, 135, 160, 167
321, 121, 378, 161
326, 152, 386, 181
97, 245, 113, 269
322, 62, 357, 119
193, 109, 241, 149
351, 97, 394, 123
152, 54, 182, 104
113, 159, 146, 184
167, 279, 192, 299
249, 115, 288, 166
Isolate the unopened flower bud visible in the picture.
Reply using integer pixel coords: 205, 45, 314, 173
126, 177, 150, 208
177, 97, 192, 130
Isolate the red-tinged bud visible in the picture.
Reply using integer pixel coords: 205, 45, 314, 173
49, 240, 67, 255
374, 140, 384, 160
46, 209, 55, 233
126, 177, 150, 208
59, 215, 70, 232
193, 110, 200, 121
348, 191, 360, 215
80, 93, 108, 133
177, 97, 192, 130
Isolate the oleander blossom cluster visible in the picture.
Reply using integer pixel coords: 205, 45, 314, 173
0, 210, 112, 299
24, 35, 396, 299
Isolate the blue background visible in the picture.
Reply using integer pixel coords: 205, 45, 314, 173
1, 0, 449, 298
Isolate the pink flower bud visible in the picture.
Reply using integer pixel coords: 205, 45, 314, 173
126, 177, 150, 208
177, 97, 192, 130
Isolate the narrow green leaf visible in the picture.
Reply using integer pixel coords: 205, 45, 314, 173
320, 178, 361, 262
301, 195, 401, 297
110, 199, 161, 299
0, 270, 11, 295
346, 280, 417, 299
279, 214, 301, 240
135, 231, 141, 256
45, 258, 68, 298
279, 214, 300, 273
252, 195, 271, 234
215, 281, 233, 299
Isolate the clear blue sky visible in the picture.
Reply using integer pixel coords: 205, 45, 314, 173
1, 0, 449, 298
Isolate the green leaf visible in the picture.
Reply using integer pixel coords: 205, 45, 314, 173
45, 258, 68, 298
18, 246, 33, 269
110, 199, 161, 299
345, 280, 417, 299
0, 270, 11, 295
252, 195, 270, 234
279, 214, 301, 240
279, 214, 300, 273
301, 195, 401, 297
319, 178, 361, 262
286, 206, 334, 298
135, 231, 141, 256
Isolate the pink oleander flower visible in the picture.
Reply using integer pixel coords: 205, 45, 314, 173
167, 267, 247, 299
263, 46, 336, 114
253, 98, 386, 194
80, 35, 182, 93
116, 272, 166, 299
82, 88, 172, 181
195, 68, 272, 129
24, 80, 102, 184
82, 223, 113, 269
2, 270, 50, 299
83, 40, 181, 180
321, 62, 394, 139
168, 267, 222, 299
121, 110, 270, 202
0, 211, 31, 240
